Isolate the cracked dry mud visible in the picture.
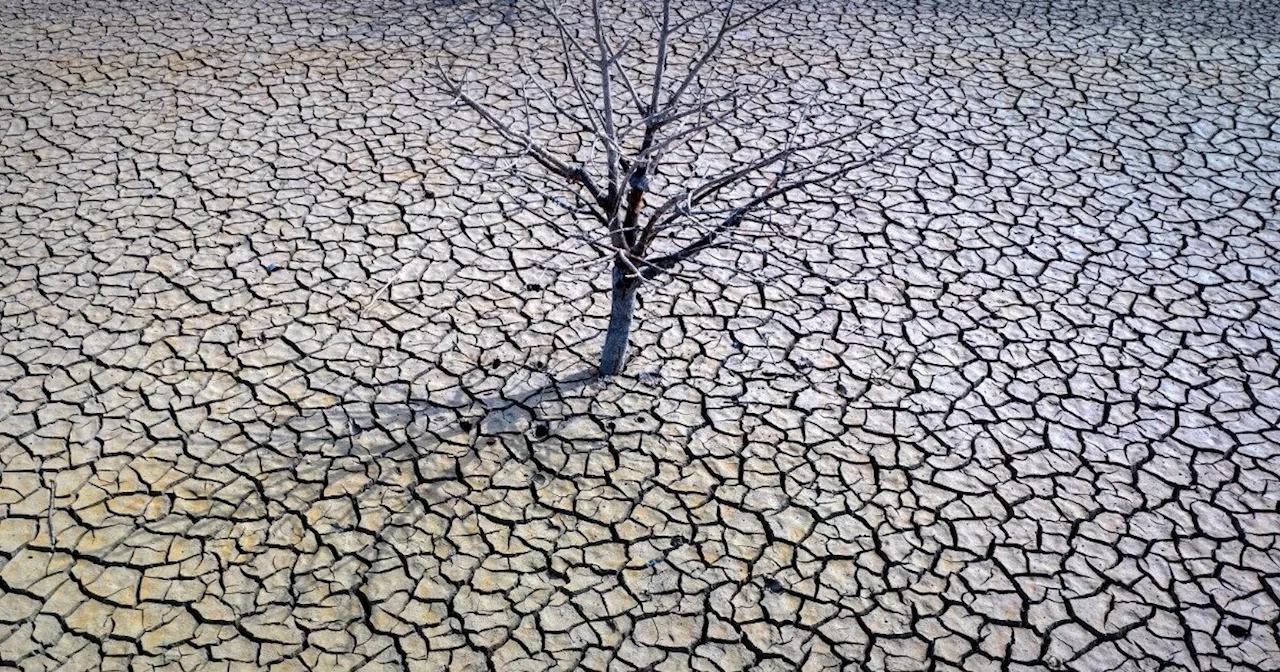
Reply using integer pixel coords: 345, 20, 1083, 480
2, 0, 1279, 670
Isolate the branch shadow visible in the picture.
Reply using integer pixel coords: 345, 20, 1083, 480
286, 367, 605, 462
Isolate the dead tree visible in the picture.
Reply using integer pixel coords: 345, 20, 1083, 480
439, 0, 907, 376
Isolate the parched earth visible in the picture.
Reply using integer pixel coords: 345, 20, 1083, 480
2, 0, 1279, 670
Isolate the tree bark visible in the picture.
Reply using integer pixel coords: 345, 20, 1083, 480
599, 263, 638, 376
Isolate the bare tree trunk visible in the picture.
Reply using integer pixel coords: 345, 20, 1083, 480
599, 263, 638, 376
441, 0, 905, 380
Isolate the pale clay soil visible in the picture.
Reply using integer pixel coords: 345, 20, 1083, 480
1, 0, 1279, 670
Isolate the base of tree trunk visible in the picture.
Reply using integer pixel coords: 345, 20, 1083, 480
599, 268, 638, 376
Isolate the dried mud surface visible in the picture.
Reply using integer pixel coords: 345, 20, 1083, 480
1, 0, 1279, 670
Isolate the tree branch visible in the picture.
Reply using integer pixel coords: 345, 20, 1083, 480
441, 70, 607, 205
641, 136, 916, 278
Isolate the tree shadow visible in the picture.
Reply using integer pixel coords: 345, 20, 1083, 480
287, 367, 605, 462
